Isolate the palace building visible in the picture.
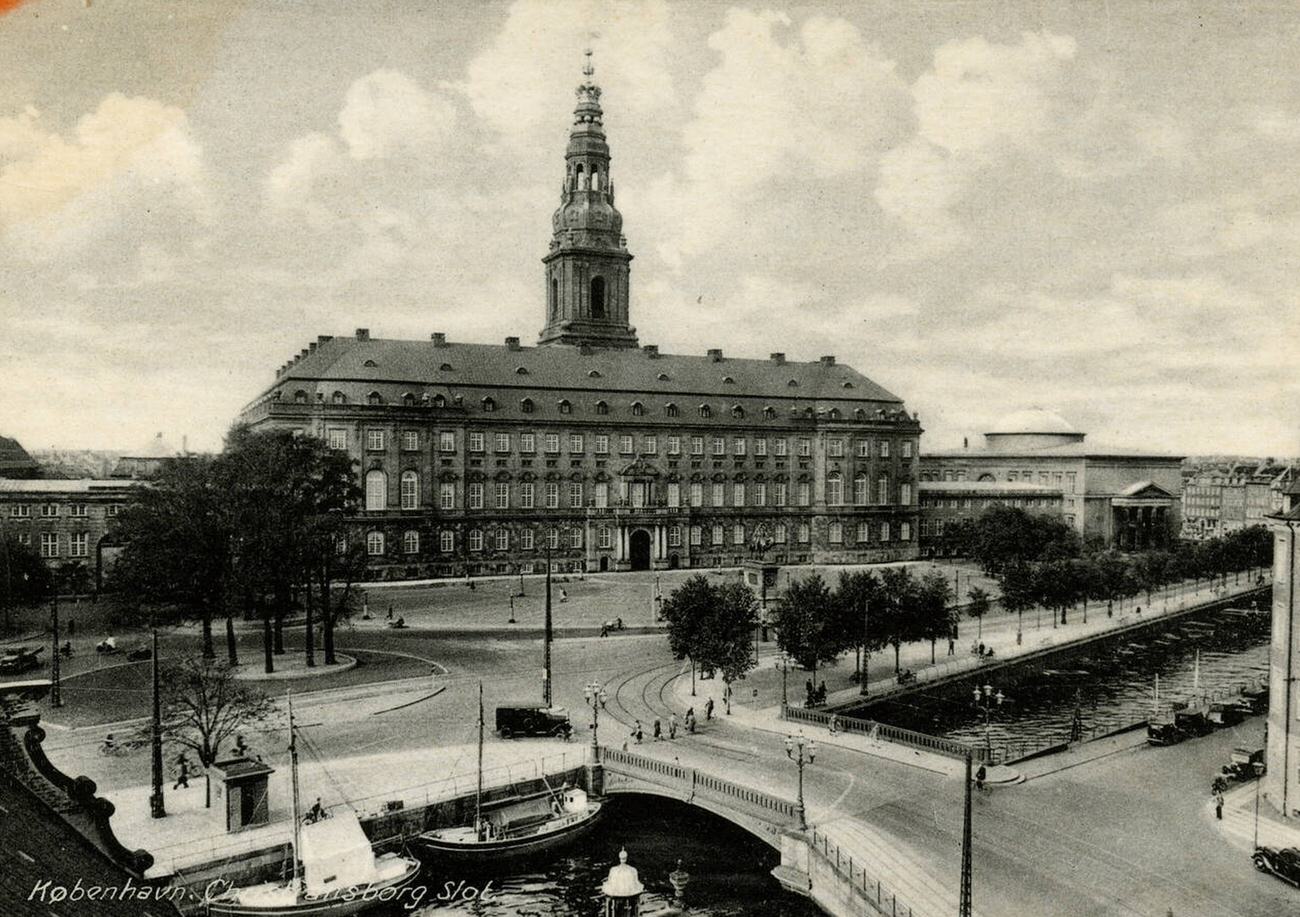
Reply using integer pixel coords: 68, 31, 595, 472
237, 60, 922, 579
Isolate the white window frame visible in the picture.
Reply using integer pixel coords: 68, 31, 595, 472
468, 482, 484, 510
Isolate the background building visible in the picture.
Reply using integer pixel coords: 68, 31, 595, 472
237, 63, 922, 579
921, 409, 1182, 550
1265, 478, 1300, 818
1181, 460, 1296, 540
918, 480, 1064, 559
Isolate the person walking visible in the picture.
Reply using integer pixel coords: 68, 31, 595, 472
634, 720, 644, 744
705, 697, 714, 721
686, 708, 696, 734
669, 714, 678, 740
653, 717, 662, 741
975, 763, 987, 793
828, 714, 839, 736
1214, 790, 1225, 820
173, 754, 191, 790
560, 587, 568, 603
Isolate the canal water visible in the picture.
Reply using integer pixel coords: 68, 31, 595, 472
391, 796, 821, 916
849, 603, 1271, 760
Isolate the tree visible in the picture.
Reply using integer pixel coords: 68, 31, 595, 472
1091, 551, 1129, 617
834, 570, 880, 680
154, 656, 276, 808
916, 570, 954, 663
876, 567, 921, 673
662, 575, 715, 696
771, 573, 841, 693
696, 582, 759, 714
966, 505, 1080, 575
997, 562, 1036, 641
0, 535, 53, 630
966, 585, 992, 641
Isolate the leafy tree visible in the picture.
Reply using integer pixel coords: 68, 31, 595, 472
834, 570, 880, 680
662, 575, 716, 695
966, 585, 992, 641
966, 505, 1080, 575
771, 573, 841, 691
154, 656, 276, 808
997, 561, 1037, 639
697, 582, 758, 713
0, 535, 53, 630
916, 570, 954, 663
1091, 551, 1129, 617
876, 567, 921, 673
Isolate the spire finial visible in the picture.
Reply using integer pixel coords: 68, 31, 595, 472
583, 47, 594, 79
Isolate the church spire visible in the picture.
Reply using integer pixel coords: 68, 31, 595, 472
539, 50, 637, 350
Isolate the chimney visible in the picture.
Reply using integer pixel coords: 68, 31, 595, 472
643, 344, 659, 358
708, 348, 723, 362
769, 352, 785, 364
963, 436, 969, 450
308, 342, 318, 352
505, 336, 521, 351
355, 328, 370, 341
819, 355, 836, 365
300, 348, 310, 359
317, 334, 332, 344
431, 332, 447, 346
182, 435, 188, 454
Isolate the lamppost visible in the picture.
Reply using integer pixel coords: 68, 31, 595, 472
49, 592, 62, 708
959, 751, 973, 917
774, 651, 793, 711
784, 732, 817, 830
749, 526, 773, 653
973, 684, 1005, 758
1252, 759, 1268, 849
583, 681, 608, 761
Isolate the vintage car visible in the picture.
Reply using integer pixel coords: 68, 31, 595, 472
495, 705, 573, 739
1238, 688, 1269, 715
1253, 845, 1300, 889
0, 646, 44, 675
1222, 746, 1266, 782
1147, 715, 1183, 746
1173, 710, 1214, 738
1208, 701, 1244, 727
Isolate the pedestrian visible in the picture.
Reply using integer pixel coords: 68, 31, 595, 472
560, 588, 568, 602
653, 717, 662, 741
386, 605, 393, 621
306, 797, 325, 823
669, 714, 678, 739
634, 720, 643, 744
828, 714, 839, 736
705, 698, 714, 721
173, 755, 191, 790
975, 764, 986, 793
818, 681, 827, 704
1214, 790, 1224, 820
600, 623, 608, 638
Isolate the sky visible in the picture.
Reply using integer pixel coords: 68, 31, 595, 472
1, 0, 1297, 457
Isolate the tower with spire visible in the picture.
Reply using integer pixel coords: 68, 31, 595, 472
539, 50, 638, 349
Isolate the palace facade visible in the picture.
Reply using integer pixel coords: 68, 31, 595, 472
237, 62, 922, 579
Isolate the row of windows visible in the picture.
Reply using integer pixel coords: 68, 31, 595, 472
919, 469, 1078, 491
921, 496, 1057, 511
337, 428, 915, 460
27, 531, 92, 558
361, 519, 914, 556
363, 472, 913, 511
306, 387, 914, 427
7, 503, 119, 519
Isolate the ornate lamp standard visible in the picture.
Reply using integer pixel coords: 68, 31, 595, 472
584, 681, 609, 761
1252, 759, 1268, 849
784, 732, 817, 830
774, 651, 793, 711
748, 525, 774, 654
973, 684, 1005, 759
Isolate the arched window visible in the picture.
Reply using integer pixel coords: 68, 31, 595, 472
402, 530, 419, 554
592, 168, 602, 191
631, 401, 644, 416
367, 391, 383, 405
432, 394, 446, 408
366, 531, 385, 556
827, 473, 844, 506
575, 162, 586, 188
293, 390, 308, 404
482, 397, 496, 412
400, 471, 419, 510
731, 405, 744, 419
402, 392, 416, 406
558, 400, 572, 414
365, 470, 387, 511
763, 406, 775, 420
591, 276, 606, 319
698, 404, 712, 419
665, 403, 679, 418
595, 400, 609, 415
332, 391, 347, 404
520, 398, 535, 414
550, 278, 558, 320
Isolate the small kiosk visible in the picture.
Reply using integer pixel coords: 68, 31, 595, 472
601, 848, 644, 917
211, 757, 274, 833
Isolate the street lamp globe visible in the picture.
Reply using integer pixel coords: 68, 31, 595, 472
785, 735, 795, 756
983, 684, 993, 697
994, 690, 1005, 706
807, 739, 817, 762
973, 687, 982, 704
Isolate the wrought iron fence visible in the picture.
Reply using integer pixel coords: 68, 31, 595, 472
810, 827, 915, 917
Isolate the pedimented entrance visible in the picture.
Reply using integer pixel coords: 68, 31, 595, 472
629, 529, 652, 571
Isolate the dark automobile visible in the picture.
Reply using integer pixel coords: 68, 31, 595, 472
125, 645, 153, 662
1147, 717, 1182, 746
0, 646, 44, 675
495, 705, 572, 739
1208, 702, 1244, 727
1222, 746, 1265, 782
1253, 845, 1300, 888
1238, 688, 1269, 715
1173, 710, 1213, 738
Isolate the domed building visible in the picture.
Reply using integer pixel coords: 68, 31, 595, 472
920, 408, 1183, 552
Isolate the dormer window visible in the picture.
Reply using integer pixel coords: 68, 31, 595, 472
787, 379, 798, 387
595, 400, 609, 415
631, 402, 644, 416
402, 392, 416, 406
440, 363, 453, 371
516, 366, 529, 375
293, 390, 308, 404
763, 406, 775, 420
698, 404, 712, 419
722, 376, 735, 385
432, 394, 446, 408
332, 391, 347, 404
854, 408, 865, 421
521, 398, 535, 414
731, 405, 744, 419
657, 372, 670, 381
482, 397, 496, 412
367, 391, 383, 405
842, 381, 855, 389
363, 359, 378, 368
588, 369, 602, 378
558, 399, 572, 414
666, 403, 679, 418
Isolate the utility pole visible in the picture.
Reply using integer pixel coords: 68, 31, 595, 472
960, 751, 973, 917
543, 533, 553, 707
49, 594, 61, 708
859, 597, 870, 696
149, 628, 165, 819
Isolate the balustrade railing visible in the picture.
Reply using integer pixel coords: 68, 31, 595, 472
784, 706, 981, 762
810, 827, 915, 917
601, 747, 799, 821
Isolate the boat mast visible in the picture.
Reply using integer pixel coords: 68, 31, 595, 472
476, 681, 484, 840
288, 692, 303, 894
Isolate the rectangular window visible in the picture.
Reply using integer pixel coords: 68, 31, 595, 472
570, 528, 582, 549
877, 476, 890, 505
546, 483, 560, 509
854, 476, 869, 506
900, 483, 912, 506
402, 431, 419, 452
495, 529, 509, 551
880, 441, 890, 459
569, 483, 583, 508
496, 482, 510, 509
690, 482, 703, 507
644, 435, 657, 455
69, 532, 89, 558
667, 482, 681, 508
733, 483, 745, 506
691, 436, 704, 456
595, 435, 609, 455
441, 530, 455, 552
520, 482, 535, 509
1066, 471, 1077, 492
40, 533, 59, 557
11, 504, 30, 518
69, 503, 88, 517
401, 474, 419, 510
880, 522, 891, 542
106, 504, 120, 517
712, 437, 725, 456
733, 523, 745, 545
520, 433, 536, 453
620, 435, 634, 455
797, 482, 811, 506
570, 434, 584, 454
367, 532, 385, 556
667, 435, 681, 456
829, 521, 843, 544
668, 526, 682, 547
774, 523, 788, 544
367, 429, 385, 451
828, 438, 843, 458
1039, 472, 1050, 485
712, 482, 725, 506
520, 528, 535, 550
547, 528, 560, 550
328, 429, 348, 451
690, 525, 703, 546
733, 438, 746, 456
900, 521, 911, 541
797, 523, 810, 544
755, 439, 767, 456
404, 531, 420, 554
774, 439, 788, 457
545, 433, 560, 454
711, 525, 724, 546
468, 483, 484, 509
595, 482, 609, 508
469, 432, 485, 453
857, 439, 871, 457
774, 482, 787, 506
798, 438, 811, 457
469, 530, 484, 551
856, 521, 870, 543
754, 482, 767, 506
902, 441, 913, 459
598, 526, 612, 550
440, 482, 455, 510
495, 432, 510, 453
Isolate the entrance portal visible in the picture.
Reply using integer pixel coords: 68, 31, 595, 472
629, 529, 652, 571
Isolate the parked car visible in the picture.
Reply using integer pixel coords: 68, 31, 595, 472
1238, 688, 1269, 715
1253, 846, 1300, 888
125, 645, 153, 662
1222, 746, 1266, 782
0, 646, 44, 675
1147, 716, 1183, 746
1208, 702, 1244, 727
1173, 710, 1213, 738
495, 705, 572, 739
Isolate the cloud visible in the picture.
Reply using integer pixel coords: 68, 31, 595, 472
337, 69, 456, 160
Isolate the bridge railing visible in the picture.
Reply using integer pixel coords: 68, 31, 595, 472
783, 706, 983, 763
810, 827, 915, 917
601, 747, 799, 823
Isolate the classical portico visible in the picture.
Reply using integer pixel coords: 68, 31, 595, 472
1111, 481, 1176, 551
